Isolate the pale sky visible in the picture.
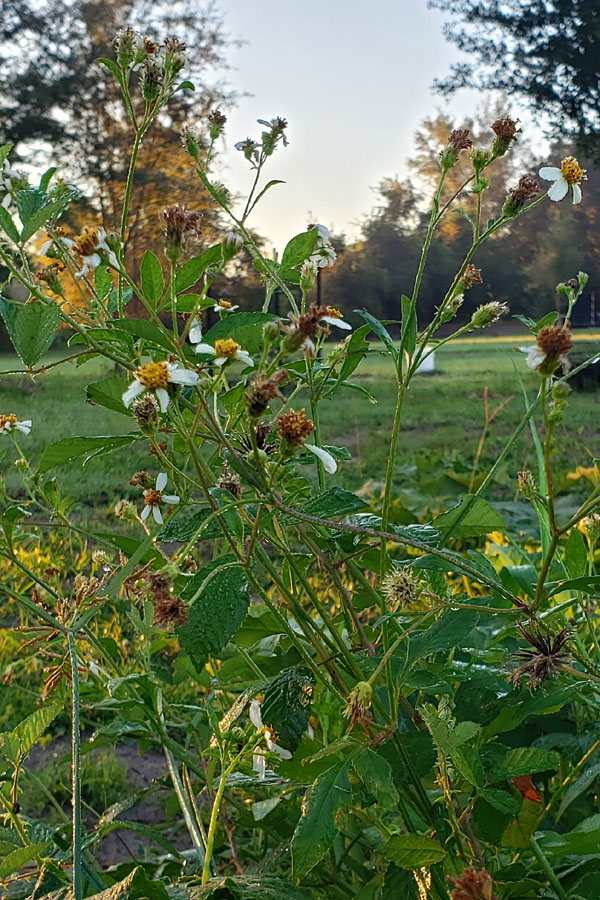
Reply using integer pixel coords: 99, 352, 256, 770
211, 0, 483, 251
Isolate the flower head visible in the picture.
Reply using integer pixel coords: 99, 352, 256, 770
277, 409, 337, 473
245, 369, 288, 417
440, 128, 473, 169
523, 325, 573, 376
507, 623, 571, 691
207, 109, 227, 139
503, 175, 540, 217
153, 594, 188, 626
343, 681, 373, 730
447, 867, 495, 900
159, 204, 202, 263
281, 304, 351, 355
469, 301, 509, 329
380, 567, 420, 609
249, 699, 292, 780
141, 472, 180, 525
193, 337, 253, 368
213, 298, 239, 314
491, 116, 521, 156
539, 156, 586, 205
123, 361, 199, 413
458, 264, 483, 291
308, 223, 337, 268
72, 226, 120, 277
0, 414, 31, 435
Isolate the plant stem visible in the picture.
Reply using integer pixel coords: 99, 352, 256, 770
67, 631, 83, 900
202, 764, 228, 883
529, 835, 567, 900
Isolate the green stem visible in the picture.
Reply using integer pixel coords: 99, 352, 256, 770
67, 632, 83, 900
529, 835, 567, 900
202, 764, 228, 883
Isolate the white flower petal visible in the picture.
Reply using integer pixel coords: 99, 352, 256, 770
249, 700, 263, 730
162, 494, 180, 504
156, 472, 168, 491
525, 347, 546, 371
141, 505, 151, 521
2, 194, 11, 209
167, 365, 199, 386
189, 323, 203, 344
122, 379, 144, 408
305, 443, 338, 474
572, 183, 582, 205
547, 177, 569, 202
156, 388, 170, 412
40, 240, 53, 255
194, 343, 217, 356
83, 252, 102, 269
322, 316, 352, 330
16, 421, 32, 434
264, 731, 292, 759
235, 350, 254, 367
539, 167, 561, 182
253, 753, 266, 780
153, 506, 163, 525
315, 224, 330, 242
75, 264, 89, 279
214, 357, 228, 367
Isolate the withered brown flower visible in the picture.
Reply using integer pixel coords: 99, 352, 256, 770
507, 622, 571, 690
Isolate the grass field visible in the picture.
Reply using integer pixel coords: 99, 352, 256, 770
1, 332, 599, 527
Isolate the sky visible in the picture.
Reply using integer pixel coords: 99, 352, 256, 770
210, 0, 483, 252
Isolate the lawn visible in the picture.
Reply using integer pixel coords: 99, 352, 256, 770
1, 331, 599, 527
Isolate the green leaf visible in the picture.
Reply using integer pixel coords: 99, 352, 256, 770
20, 189, 79, 242
175, 565, 250, 671
39, 167, 57, 192
293, 487, 367, 521
261, 667, 314, 753
94, 265, 113, 301
107, 286, 133, 314
97, 57, 123, 82
381, 834, 446, 868
174, 245, 222, 293
433, 495, 505, 539
87, 866, 169, 899
0, 843, 51, 878
0, 144, 13, 167
17, 188, 49, 225
0, 701, 62, 765
501, 798, 540, 849
291, 759, 352, 880
352, 748, 399, 810
556, 762, 600, 821
354, 309, 398, 360
112, 317, 174, 352
483, 682, 582, 738
280, 228, 318, 271
202, 311, 279, 356
184, 876, 313, 899
38, 435, 137, 474
337, 323, 370, 381
400, 294, 417, 358
405, 609, 479, 668
0, 206, 21, 243
489, 747, 560, 781
479, 788, 519, 816
86, 376, 130, 415
0, 297, 61, 366
565, 528, 588, 579
546, 575, 600, 597
541, 814, 600, 860
162, 501, 243, 544
140, 251, 164, 307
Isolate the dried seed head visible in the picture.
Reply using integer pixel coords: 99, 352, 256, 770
491, 116, 521, 156
277, 409, 315, 449
459, 264, 483, 291
535, 325, 573, 376
503, 175, 539, 217
208, 109, 227, 139
129, 471, 152, 488
218, 464, 242, 499
153, 595, 188, 626
440, 128, 473, 169
245, 369, 288, 417
159, 204, 202, 263
36, 262, 65, 296
114, 499, 137, 521
507, 622, 571, 691
140, 60, 163, 101
343, 681, 373, 730
447, 867, 495, 900
132, 393, 159, 433
517, 470, 537, 500
380, 567, 420, 609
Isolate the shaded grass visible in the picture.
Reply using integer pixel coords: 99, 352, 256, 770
1, 332, 599, 527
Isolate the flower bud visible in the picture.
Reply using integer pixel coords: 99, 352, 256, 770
163, 37, 187, 79
140, 61, 163, 101
471, 147, 492, 173
299, 259, 318, 293
380, 567, 420, 609
552, 380, 570, 408
113, 28, 140, 68
222, 229, 243, 261
517, 470, 537, 500
181, 126, 201, 161
470, 301, 509, 329
132, 393, 159, 435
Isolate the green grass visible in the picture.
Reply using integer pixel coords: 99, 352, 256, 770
1, 333, 599, 527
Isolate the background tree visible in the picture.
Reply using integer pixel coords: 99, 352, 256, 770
429, 0, 600, 159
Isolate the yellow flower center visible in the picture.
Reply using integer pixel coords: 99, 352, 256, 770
217, 299, 232, 309
143, 488, 163, 507
560, 157, 586, 185
0, 414, 18, 430
214, 338, 240, 358
136, 361, 170, 388
325, 306, 342, 319
73, 226, 101, 257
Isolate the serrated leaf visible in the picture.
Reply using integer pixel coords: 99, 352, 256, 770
501, 798, 540, 849
112, 317, 174, 351
17, 188, 49, 225
174, 245, 222, 293
352, 748, 398, 810
202, 311, 279, 356
0, 207, 21, 243
433, 495, 505, 539
38, 435, 137, 474
291, 759, 352, 880
87, 866, 169, 899
0, 843, 50, 878
20, 189, 79, 242
0, 297, 61, 366
0, 701, 62, 765
556, 763, 600, 821
280, 228, 318, 271
140, 251, 164, 307
261, 667, 314, 754
405, 610, 479, 668
86, 376, 130, 415
94, 265, 113, 301
175, 565, 250, 671
295, 487, 367, 520
400, 294, 417, 358
489, 747, 560, 781
565, 528, 588, 579
381, 834, 446, 868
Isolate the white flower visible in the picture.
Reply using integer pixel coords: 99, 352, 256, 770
140, 472, 180, 525
122, 360, 199, 413
0, 414, 32, 435
213, 298, 239, 314
305, 443, 337, 474
72, 226, 120, 278
522, 346, 547, 371
194, 337, 253, 368
309, 223, 337, 268
320, 308, 351, 330
0, 160, 20, 205
252, 752, 267, 780
41, 235, 75, 256
539, 156, 586, 205
249, 699, 292, 761
188, 317, 203, 345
